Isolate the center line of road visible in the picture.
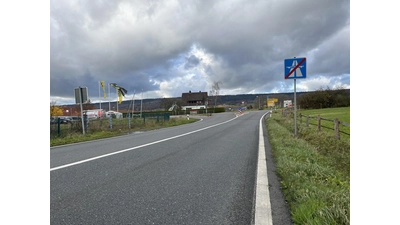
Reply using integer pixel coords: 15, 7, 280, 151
50, 116, 239, 171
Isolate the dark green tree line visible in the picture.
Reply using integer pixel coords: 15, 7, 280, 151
298, 87, 350, 109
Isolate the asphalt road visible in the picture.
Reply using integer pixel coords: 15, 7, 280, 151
50, 111, 291, 225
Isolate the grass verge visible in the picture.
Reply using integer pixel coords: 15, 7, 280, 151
266, 110, 350, 224
50, 117, 199, 147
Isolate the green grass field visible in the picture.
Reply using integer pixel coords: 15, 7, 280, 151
297, 106, 350, 140
267, 107, 350, 224
298, 107, 350, 123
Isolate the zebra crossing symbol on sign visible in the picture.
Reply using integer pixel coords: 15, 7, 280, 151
284, 58, 306, 79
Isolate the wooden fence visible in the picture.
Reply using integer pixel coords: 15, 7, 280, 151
281, 108, 350, 140
299, 113, 350, 140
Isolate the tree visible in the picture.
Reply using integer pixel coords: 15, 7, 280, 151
298, 86, 350, 109
160, 98, 175, 111
50, 101, 63, 117
210, 81, 222, 110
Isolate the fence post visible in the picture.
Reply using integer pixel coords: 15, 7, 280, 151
109, 115, 112, 130
299, 113, 302, 124
334, 118, 340, 140
57, 117, 61, 136
318, 114, 321, 131
306, 115, 309, 127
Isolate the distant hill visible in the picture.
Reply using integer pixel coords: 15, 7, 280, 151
61, 89, 349, 112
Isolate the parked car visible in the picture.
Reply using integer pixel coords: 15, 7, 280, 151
68, 116, 81, 122
51, 117, 74, 124
60, 118, 71, 124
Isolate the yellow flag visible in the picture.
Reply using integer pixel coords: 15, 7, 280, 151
118, 92, 123, 104
100, 81, 106, 98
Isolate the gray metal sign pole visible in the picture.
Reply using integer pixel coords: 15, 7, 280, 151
285, 56, 306, 138
293, 56, 297, 137
294, 79, 297, 137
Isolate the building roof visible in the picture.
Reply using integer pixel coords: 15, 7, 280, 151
181, 91, 208, 106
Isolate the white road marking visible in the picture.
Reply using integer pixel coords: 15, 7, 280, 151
50, 116, 237, 171
255, 112, 273, 225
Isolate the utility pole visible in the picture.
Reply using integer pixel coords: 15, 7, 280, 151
256, 96, 259, 109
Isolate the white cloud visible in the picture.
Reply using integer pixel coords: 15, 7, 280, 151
296, 75, 350, 92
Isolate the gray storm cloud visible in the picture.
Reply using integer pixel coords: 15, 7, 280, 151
50, 0, 350, 104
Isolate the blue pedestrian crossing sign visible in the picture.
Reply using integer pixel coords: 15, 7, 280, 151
284, 57, 306, 79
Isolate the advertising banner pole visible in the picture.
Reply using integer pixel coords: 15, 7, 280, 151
79, 87, 85, 135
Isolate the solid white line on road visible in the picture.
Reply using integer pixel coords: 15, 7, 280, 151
255, 112, 273, 225
50, 116, 239, 172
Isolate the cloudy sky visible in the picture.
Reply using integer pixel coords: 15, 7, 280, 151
50, 0, 350, 105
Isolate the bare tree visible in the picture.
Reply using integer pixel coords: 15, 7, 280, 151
210, 81, 222, 110
160, 98, 175, 111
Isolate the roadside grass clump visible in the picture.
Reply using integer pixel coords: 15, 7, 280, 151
266, 111, 350, 224
298, 126, 350, 177
50, 130, 126, 146
50, 117, 198, 147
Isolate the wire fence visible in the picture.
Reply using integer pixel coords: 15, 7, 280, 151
50, 107, 227, 139
50, 113, 171, 138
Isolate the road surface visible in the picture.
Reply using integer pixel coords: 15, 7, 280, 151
50, 111, 291, 224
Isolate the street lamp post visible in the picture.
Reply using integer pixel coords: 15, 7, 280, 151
256, 96, 259, 109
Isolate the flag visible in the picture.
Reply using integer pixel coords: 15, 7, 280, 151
100, 81, 106, 98
110, 83, 128, 104
118, 92, 123, 104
